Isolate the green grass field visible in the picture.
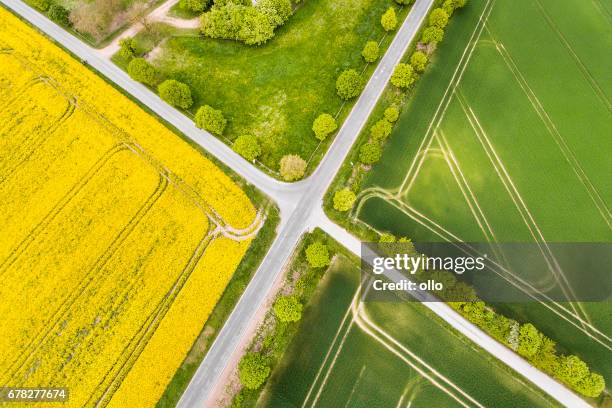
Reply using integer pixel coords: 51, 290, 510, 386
354, 0, 612, 388
146, 0, 408, 173
258, 256, 555, 407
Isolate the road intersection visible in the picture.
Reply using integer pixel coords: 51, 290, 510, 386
0, 0, 589, 406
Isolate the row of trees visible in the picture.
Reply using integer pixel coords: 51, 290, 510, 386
200, 0, 292, 45
236, 239, 332, 397
126, 56, 234, 146
331, 0, 466, 213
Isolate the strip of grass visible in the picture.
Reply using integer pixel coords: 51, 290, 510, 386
258, 238, 557, 407
156, 205, 280, 408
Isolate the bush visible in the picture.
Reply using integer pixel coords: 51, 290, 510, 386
394, 0, 414, 4
119, 37, 137, 59
336, 69, 363, 100
179, 0, 211, 13
517, 323, 542, 358
380, 7, 397, 31
575, 373, 605, 398
257, 0, 292, 27
384, 106, 399, 122
233, 134, 261, 161
279, 154, 306, 181
200, 3, 275, 45
370, 118, 393, 141
312, 113, 337, 140
379, 232, 396, 243
421, 26, 444, 44
442, 0, 455, 15
429, 8, 449, 29
305, 242, 330, 268
359, 142, 382, 164
158, 79, 193, 109
48, 4, 70, 25
195, 105, 227, 135
333, 188, 356, 212
30, 0, 50, 11
238, 352, 270, 390
273, 295, 303, 322
361, 40, 379, 63
390, 63, 416, 88
410, 50, 428, 72
127, 58, 157, 85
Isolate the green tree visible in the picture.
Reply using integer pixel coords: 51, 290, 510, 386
312, 113, 337, 140
557, 355, 589, 387
238, 353, 270, 390
31, 0, 50, 11
394, 0, 414, 4
179, 0, 210, 12
195, 105, 227, 135
361, 40, 379, 63
233, 134, 261, 161
421, 26, 444, 44
429, 8, 449, 29
576, 373, 605, 398
336, 69, 363, 100
273, 295, 303, 322
305, 241, 330, 268
279, 154, 306, 181
370, 118, 392, 141
410, 50, 428, 72
257, 0, 292, 27
48, 4, 70, 25
200, 4, 275, 45
158, 79, 193, 109
127, 58, 157, 85
333, 188, 356, 211
517, 323, 542, 358
380, 7, 397, 31
359, 142, 382, 164
384, 106, 399, 122
390, 63, 416, 88
442, 0, 455, 15
119, 37, 137, 59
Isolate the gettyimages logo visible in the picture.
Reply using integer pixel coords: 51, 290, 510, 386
361, 242, 612, 303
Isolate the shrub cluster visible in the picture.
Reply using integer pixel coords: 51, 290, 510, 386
336, 69, 363, 100
279, 154, 306, 181
235, 236, 335, 402
158, 79, 193, 109
312, 113, 338, 141
195, 104, 227, 135
233, 134, 262, 161
200, 0, 292, 45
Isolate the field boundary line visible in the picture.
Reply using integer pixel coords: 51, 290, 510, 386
300, 290, 359, 408
534, 0, 612, 113
92, 229, 215, 407
342, 364, 366, 408
436, 130, 511, 268
354, 304, 484, 408
398, 0, 496, 196
2, 173, 169, 384
0, 99, 75, 184
357, 190, 612, 349
0, 144, 127, 277
457, 91, 594, 330
485, 25, 611, 229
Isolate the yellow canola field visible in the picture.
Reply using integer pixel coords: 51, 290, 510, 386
0, 7, 257, 407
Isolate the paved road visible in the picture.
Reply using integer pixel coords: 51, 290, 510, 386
0, 0, 589, 407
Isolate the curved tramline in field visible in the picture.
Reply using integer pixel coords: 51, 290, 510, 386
0, 7, 261, 407
352, 0, 611, 391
